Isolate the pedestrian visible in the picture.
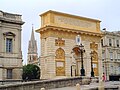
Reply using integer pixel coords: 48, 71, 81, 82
102, 73, 106, 82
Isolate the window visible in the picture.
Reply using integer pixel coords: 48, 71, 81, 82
110, 52, 113, 60
119, 65, 120, 74
101, 39, 103, 46
29, 56, 31, 61
6, 38, 12, 53
7, 69, 12, 79
117, 53, 120, 60
110, 65, 113, 75
116, 40, 119, 47
109, 39, 112, 46
102, 52, 105, 61
103, 66, 105, 73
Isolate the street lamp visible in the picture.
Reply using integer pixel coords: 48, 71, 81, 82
79, 44, 85, 76
90, 51, 94, 77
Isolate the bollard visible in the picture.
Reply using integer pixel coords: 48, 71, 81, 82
76, 83, 80, 90
40, 88, 45, 90
98, 81, 104, 90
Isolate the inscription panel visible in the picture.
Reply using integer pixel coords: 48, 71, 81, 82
56, 62, 64, 67
54, 15, 96, 30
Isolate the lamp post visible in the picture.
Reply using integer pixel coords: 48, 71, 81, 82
90, 51, 94, 77
79, 44, 85, 76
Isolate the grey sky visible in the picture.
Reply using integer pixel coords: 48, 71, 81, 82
0, 0, 120, 64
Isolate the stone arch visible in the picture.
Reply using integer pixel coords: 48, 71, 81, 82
55, 48, 65, 76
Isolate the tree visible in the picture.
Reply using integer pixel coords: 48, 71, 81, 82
22, 64, 40, 81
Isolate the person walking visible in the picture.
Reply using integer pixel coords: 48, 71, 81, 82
102, 73, 106, 82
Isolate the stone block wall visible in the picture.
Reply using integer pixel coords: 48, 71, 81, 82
0, 77, 97, 90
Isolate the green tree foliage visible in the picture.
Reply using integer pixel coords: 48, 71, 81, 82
22, 64, 40, 80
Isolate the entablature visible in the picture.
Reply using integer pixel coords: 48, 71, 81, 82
36, 25, 103, 38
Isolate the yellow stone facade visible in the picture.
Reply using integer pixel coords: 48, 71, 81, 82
36, 10, 103, 79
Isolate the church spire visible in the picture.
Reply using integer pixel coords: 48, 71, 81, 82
31, 24, 35, 41
27, 24, 38, 64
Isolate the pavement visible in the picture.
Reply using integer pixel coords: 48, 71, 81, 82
49, 81, 120, 90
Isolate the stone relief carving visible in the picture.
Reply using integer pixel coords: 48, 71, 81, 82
90, 42, 98, 50
55, 48, 65, 76
55, 48, 65, 59
55, 38, 65, 46
92, 51, 98, 62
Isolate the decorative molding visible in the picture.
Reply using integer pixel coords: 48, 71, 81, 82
38, 26, 103, 37
3, 32, 16, 40
55, 48, 65, 59
55, 38, 65, 46
40, 27, 102, 44
90, 42, 98, 50
3, 32, 16, 37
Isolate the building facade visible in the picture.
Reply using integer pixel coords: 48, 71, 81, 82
27, 26, 38, 65
0, 10, 24, 80
101, 30, 120, 80
36, 10, 103, 79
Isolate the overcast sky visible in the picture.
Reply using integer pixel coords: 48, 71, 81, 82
0, 0, 120, 64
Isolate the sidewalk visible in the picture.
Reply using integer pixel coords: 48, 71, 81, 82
49, 81, 120, 90
49, 84, 98, 90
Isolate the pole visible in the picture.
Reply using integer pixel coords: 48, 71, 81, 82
71, 65, 72, 77
91, 55, 94, 77
80, 50, 85, 76
105, 45, 107, 80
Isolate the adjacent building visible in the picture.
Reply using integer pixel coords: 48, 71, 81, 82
101, 30, 120, 80
36, 10, 103, 79
27, 26, 38, 65
0, 10, 24, 80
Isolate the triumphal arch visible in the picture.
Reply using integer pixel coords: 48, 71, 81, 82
36, 10, 103, 79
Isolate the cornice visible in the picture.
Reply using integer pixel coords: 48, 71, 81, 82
0, 17, 24, 25
102, 31, 120, 37
36, 25, 103, 37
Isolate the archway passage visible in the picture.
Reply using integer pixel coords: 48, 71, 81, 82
72, 46, 81, 76
55, 48, 65, 76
